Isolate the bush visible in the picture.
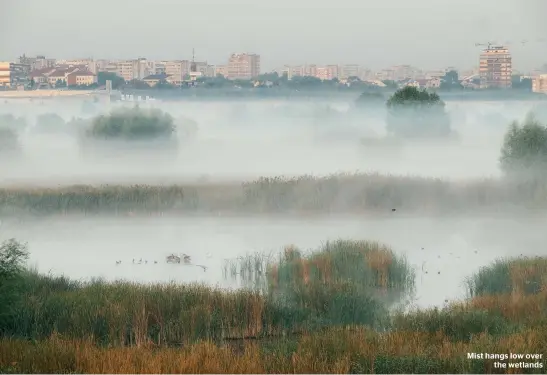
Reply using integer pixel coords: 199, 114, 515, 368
0, 114, 26, 131
0, 239, 28, 330
386, 86, 451, 138
85, 106, 176, 141
499, 113, 547, 178
0, 127, 21, 155
466, 256, 547, 297
354, 91, 385, 109
35, 113, 66, 133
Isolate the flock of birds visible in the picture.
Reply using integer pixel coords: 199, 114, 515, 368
114, 254, 208, 271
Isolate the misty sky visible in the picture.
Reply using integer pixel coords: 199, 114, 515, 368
1, 0, 546, 72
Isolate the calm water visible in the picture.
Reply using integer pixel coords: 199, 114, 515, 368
3, 214, 545, 308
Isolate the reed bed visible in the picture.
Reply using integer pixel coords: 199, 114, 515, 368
1, 326, 546, 374
2, 173, 547, 216
466, 256, 547, 297
224, 240, 415, 329
2, 242, 547, 373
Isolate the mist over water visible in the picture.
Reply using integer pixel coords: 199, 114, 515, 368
1, 97, 545, 308
2, 98, 540, 186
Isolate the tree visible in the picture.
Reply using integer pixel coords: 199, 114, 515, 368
55, 79, 66, 88
86, 107, 176, 141
97, 72, 125, 89
0, 239, 28, 329
499, 113, 547, 177
355, 91, 385, 109
440, 70, 463, 91
36, 113, 66, 131
386, 86, 451, 138
511, 75, 533, 91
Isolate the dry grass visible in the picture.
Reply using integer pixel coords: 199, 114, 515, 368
2, 173, 547, 216
1, 326, 546, 374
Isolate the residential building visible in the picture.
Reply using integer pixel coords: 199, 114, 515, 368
193, 62, 215, 77
226, 53, 260, 80
0, 62, 10, 87
29, 67, 57, 86
326, 65, 339, 80
532, 74, 547, 94
315, 66, 329, 80
143, 74, 169, 87
66, 71, 97, 86
116, 60, 139, 81
0, 62, 31, 88
154, 62, 166, 75
305, 64, 317, 78
479, 45, 512, 89
19, 55, 56, 71
315, 66, 339, 80
340, 64, 360, 80
164, 60, 190, 85
215, 65, 227, 77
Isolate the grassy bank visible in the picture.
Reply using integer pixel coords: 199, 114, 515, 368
1, 173, 547, 217
1, 327, 546, 373
1, 240, 546, 373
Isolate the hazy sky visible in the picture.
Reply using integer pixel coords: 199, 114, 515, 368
1, 0, 546, 71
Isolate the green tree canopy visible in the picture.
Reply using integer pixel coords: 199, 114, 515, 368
86, 107, 176, 141
386, 86, 451, 138
0, 239, 29, 329
499, 113, 547, 178
355, 91, 385, 109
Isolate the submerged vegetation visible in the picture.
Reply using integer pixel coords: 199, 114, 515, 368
0, 238, 546, 373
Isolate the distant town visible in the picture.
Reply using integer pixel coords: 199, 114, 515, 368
1, 45, 546, 94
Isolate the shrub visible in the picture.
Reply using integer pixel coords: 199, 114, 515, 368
35, 113, 66, 133
0, 114, 26, 131
0, 239, 28, 331
466, 256, 547, 297
0, 127, 21, 154
386, 86, 451, 138
85, 106, 176, 141
499, 113, 547, 178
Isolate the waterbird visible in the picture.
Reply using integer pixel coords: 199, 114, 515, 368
196, 264, 207, 272
391, 208, 396, 212
116, 261, 121, 265
154, 261, 158, 264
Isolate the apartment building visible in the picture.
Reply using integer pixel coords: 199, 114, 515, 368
193, 62, 215, 77
164, 60, 190, 85
215, 65, 227, 77
532, 74, 547, 94
66, 71, 97, 86
116, 60, 139, 81
339, 64, 360, 80
226, 53, 260, 80
19, 55, 56, 71
315, 66, 340, 81
0, 62, 10, 87
479, 45, 512, 89
0, 62, 31, 88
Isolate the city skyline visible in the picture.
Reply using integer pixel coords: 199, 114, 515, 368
1, 0, 546, 72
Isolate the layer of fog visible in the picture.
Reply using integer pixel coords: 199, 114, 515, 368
2, 214, 546, 308
1, 98, 542, 187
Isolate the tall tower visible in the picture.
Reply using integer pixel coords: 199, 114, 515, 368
190, 48, 197, 73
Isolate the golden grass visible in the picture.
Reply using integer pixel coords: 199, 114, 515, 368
1, 325, 546, 374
